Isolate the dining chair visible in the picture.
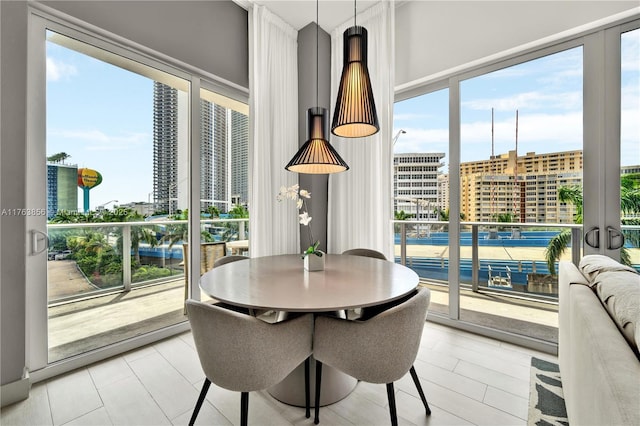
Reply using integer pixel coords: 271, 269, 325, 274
312, 287, 432, 426
341, 248, 387, 319
182, 242, 226, 314
213, 254, 248, 268
341, 248, 387, 260
186, 299, 313, 426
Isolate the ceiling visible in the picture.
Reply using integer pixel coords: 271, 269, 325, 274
234, 0, 382, 32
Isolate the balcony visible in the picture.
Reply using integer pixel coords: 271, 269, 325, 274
46, 219, 640, 362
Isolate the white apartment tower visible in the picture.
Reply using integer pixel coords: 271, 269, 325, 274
394, 153, 446, 221
153, 82, 249, 214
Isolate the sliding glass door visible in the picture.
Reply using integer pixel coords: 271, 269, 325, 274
26, 13, 249, 375
393, 17, 639, 350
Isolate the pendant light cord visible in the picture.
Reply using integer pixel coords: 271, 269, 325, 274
354, 0, 357, 26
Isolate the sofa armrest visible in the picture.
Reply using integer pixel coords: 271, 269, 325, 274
559, 260, 640, 425
558, 261, 588, 419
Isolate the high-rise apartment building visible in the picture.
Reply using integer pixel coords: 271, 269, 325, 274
47, 162, 78, 218
200, 99, 214, 211
460, 150, 583, 223
393, 153, 446, 221
230, 110, 249, 207
153, 82, 185, 214
153, 82, 248, 214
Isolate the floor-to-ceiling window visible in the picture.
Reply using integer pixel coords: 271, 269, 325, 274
456, 45, 583, 342
26, 13, 249, 376
393, 18, 639, 352
393, 88, 450, 311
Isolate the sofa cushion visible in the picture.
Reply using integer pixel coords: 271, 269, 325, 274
593, 270, 640, 358
579, 254, 638, 283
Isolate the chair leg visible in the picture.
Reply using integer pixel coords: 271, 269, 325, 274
409, 365, 431, 415
305, 357, 311, 418
189, 378, 211, 426
314, 361, 323, 425
240, 392, 249, 426
386, 383, 398, 426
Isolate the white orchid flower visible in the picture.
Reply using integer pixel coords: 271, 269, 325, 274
299, 211, 312, 226
276, 186, 288, 202
296, 199, 303, 209
299, 189, 311, 199
286, 184, 299, 200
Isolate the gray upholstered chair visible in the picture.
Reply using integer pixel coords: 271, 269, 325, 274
341, 248, 388, 319
209, 255, 252, 315
213, 254, 248, 268
186, 299, 313, 426
313, 288, 432, 426
341, 248, 387, 260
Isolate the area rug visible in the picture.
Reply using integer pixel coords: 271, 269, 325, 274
528, 357, 569, 426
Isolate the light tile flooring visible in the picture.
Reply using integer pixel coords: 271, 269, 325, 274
1, 321, 556, 426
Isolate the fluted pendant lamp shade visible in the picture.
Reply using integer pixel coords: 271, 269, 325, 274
331, 26, 379, 138
286, 107, 349, 174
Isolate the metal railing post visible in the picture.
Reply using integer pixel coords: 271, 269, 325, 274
400, 222, 407, 266
122, 224, 132, 291
471, 224, 479, 292
239, 219, 246, 241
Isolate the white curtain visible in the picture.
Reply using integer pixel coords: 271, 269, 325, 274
328, 1, 395, 259
249, 5, 299, 257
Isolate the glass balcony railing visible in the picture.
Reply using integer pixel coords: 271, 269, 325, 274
46, 218, 250, 305
393, 220, 640, 303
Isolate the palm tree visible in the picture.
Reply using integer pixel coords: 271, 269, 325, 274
545, 186, 584, 275
207, 205, 220, 218
545, 183, 638, 275
394, 210, 414, 233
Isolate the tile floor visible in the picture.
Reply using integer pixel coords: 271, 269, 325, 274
1, 321, 556, 426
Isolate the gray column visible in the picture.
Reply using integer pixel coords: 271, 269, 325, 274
297, 23, 331, 254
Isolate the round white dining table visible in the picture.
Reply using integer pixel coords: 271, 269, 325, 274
199, 253, 419, 313
199, 253, 420, 407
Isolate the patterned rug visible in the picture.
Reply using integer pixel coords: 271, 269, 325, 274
528, 357, 569, 426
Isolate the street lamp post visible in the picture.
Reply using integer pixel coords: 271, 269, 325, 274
392, 129, 406, 146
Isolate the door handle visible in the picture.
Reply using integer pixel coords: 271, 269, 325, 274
31, 229, 49, 255
584, 227, 600, 248
607, 226, 625, 250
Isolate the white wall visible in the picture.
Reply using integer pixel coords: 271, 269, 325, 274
395, 1, 639, 89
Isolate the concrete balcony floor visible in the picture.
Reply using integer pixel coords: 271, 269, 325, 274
47, 276, 557, 364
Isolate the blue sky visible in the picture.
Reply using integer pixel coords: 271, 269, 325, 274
394, 31, 640, 172
47, 28, 639, 210
47, 38, 154, 210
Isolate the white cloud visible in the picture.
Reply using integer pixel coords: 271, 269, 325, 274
393, 111, 584, 167
462, 90, 581, 112
394, 112, 434, 122
46, 57, 77, 82
48, 129, 149, 150
622, 29, 640, 72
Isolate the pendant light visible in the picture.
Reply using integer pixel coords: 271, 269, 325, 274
286, 0, 349, 174
331, 0, 379, 138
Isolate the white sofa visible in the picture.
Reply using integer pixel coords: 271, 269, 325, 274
559, 255, 640, 426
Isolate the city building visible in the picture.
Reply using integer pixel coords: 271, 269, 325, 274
230, 110, 249, 207
622, 165, 640, 175
460, 150, 583, 223
46, 162, 78, 218
153, 82, 249, 214
153, 82, 186, 214
117, 201, 155, 217
393, 153, 446, 221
